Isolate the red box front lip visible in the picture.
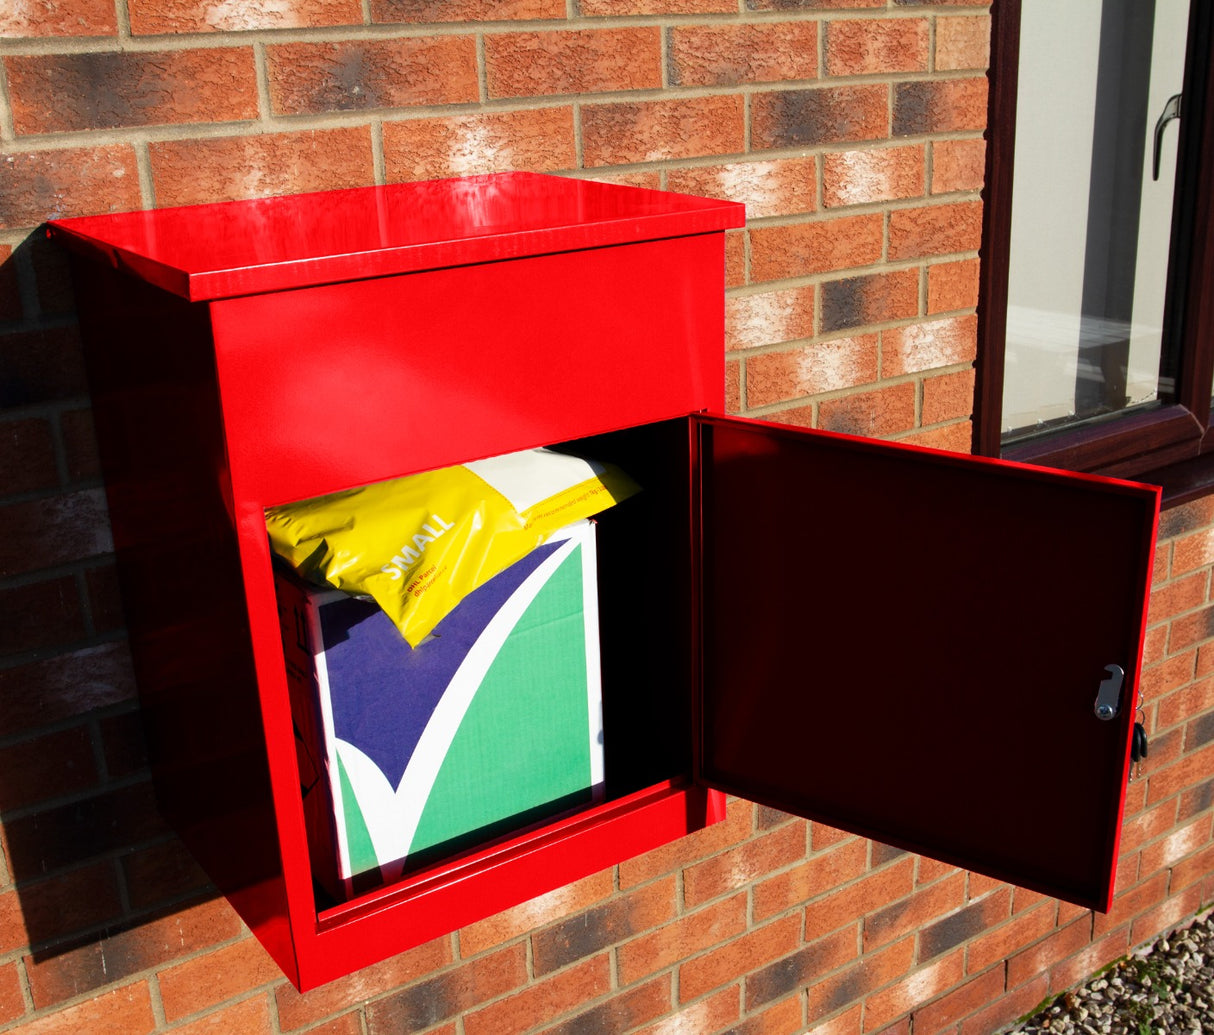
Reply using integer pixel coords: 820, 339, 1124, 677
45, 171, 747, 302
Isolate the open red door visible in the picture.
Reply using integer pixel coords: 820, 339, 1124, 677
696, 416, 1160, 911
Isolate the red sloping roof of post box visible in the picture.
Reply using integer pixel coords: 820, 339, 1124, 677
45, 171, 746, 302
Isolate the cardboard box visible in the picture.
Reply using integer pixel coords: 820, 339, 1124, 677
277, 521, 605, 901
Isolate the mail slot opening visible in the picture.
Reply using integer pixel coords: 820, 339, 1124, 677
273, 418, 696, 911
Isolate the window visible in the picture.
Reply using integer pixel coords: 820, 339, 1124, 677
977, 0, 1214, 491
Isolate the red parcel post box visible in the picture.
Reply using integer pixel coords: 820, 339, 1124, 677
48, 172, 1160, 991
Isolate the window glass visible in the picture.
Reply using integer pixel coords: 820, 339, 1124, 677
1001, 0, 1190, 443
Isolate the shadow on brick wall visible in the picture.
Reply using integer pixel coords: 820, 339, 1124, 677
0, 234, 220, 983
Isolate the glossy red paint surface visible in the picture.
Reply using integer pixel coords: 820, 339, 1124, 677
696, 416, 1159, 913
50, 172, 1157, 989
51, 173, 743, 990
46, 171, 743, 301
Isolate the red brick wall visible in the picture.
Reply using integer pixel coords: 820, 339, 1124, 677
3, 2, 1212, 1033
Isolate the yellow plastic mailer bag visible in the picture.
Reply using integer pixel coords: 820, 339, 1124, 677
265, 448, 639, 647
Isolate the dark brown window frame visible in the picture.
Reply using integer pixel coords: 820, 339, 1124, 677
975, 0, 1214, 502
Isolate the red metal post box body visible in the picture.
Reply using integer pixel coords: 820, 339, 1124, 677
50, 172, 1160, 991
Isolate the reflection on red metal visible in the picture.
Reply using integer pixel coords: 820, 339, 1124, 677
48, 171, 1157, 990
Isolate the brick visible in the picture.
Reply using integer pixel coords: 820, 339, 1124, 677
912, 965, 1003, 1035
863, 949, 964, 1031
1118, 796, 1179, 857
889, 201, 983, 260
533, 877, 677, 975
883, 316, 977, 377
57, 405, 98, 482
1006, 916, 1090, 990
1, 144, 139, 230
8, 982, 155, 1035
825, 19, 929, 77
808, 1004, 862, 1035
0, 488, 112, 578
150, 127, 373, 207
812, 824, 855, 851
753, 0, 883, 7
632, 986, 739, 1035
1, 0, 117, 36
27, 896, 241, 1009
931, 139, 986, 194
1130, 883, 1203, 948
733, 996, 807, 1035
821, 269, 919, 334
0, 642, 135, 735
160, 936, 284, 1020
819, 382, 917, 438
1169, 839, 1214, 892
667, 157, 816, 219
824, 145, 925, 208
726, 230, 747, 289
863, 873, 965, 952
1093, 870, 1168, 939
0, 862, 122, 955
1178, 777, 1214, 823
581, 95, 745, 167
371, 0, 562, 19
617, 893, 748, 985
5, 781, 165, 876
0, 577, 86, 657
486, 28, 660, 98
0, 963, 21, 1026
0, 726, 97, 813
1140, 813, 1212, 877
904, 416, 971, 452
7, 51, 257, 135
679, 915, 801, 1002
959, 971, 1047, 1035
29, 236, 75, 316
926, 259, 979, 314
922, 368, 975, 425
365, 944, 527, 1031
804, 858, 916, 943
1146, 654, 1200, 714
918, 889, 1011, 962
618, 793, 752, 889
746, 927, 858, 1010
129, 0, 361, 34
727, 286, 815, 352
1170, 605, 1214, 651
966, 899, 1058, 974
746, 335, 878, 409
268, 37, 476, 115
1151, 571, 1211, 623
171, 996, 273, 1035
935, 16, 990, 71
546, 975, 672, 1035
669, 22, 818, 87
278, 937, 451, 1030
464, 955, 611, 1035
806, 937, 916, 1025
893, 79, 988, 136
461, 870, 613, 957
752, 86, 889, 150
385, 107, 575, 182
0, 418, 58, 494
1162, 497, 1214, 539
1173, 526, 1214, 573
751, 215, 884, 283
1049, 927, 1130, 996
121, 838, 211, 911
684, 822, 807, 907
